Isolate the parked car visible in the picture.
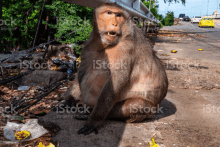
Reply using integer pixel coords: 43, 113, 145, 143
199, 17, 215, 28
179, 14, 185, 21
191, 16, 202, 23
183, 16, 190, 21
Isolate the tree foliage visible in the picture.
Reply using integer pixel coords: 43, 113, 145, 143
1, 0, 184, 52
164, 11, 174, 26
1, 0, 93, 52
164, 0, 185, 5
44, 0, 93, 54
2, 0, 42, 50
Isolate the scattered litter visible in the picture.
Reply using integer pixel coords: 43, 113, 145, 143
67, 53, 77, 60
15, 130, 30, 140
38, 142, 55, 147
68, 44, 77, 48
149, 132, 160, 147
60, 87, 68, 90
4, 119, 48, 142
76, 57, 81, 61
52, 101, 59, 104
67, 69, 73, 77
161, 54, 170, 56
9, 115, 24, 123
52, 58, 76, 72
18, 86, 30, 91
157, 50, 164, 52
171, 50, 177, 53
198, 49, 203, 51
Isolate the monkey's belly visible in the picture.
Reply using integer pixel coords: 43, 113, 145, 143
80, 71, 108, 107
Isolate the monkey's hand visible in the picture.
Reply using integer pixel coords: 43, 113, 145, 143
77, 120, 100, 135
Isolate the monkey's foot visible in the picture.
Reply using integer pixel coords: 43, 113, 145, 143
126, 114, 147, 123
78, 122, 99, 135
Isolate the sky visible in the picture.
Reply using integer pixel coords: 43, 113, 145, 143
157, 0, 220, 18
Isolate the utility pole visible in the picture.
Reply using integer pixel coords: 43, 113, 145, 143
218, 0, 219, 10
207, 0, 209, 16
0, 0, 2, 51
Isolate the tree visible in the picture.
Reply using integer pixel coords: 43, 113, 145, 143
164, 11, 174, 26
164, 0, 185, 5
2, 0, 44, 50
44, 0, 93, 54
142, 0, 159, 19
1, 0, 93, 53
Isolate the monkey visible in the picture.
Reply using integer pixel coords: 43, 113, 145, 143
59, 3, 168, 135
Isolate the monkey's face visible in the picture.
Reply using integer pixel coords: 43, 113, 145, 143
95, 5, 129, 47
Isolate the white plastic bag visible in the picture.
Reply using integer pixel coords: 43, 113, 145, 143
4, 119, 48, 142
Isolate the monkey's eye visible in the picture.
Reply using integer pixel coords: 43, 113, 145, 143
116, 13, 122, 17
107, 11, 113, 15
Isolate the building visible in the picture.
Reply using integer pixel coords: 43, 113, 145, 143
205, 11, 220, 18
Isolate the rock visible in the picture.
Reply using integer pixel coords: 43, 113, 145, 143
16, 70, 66, 87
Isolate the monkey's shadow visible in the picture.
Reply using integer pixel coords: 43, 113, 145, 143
150, 98, 177, 121
38, 98, 176, 147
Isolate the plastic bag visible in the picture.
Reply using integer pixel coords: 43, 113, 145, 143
4, 119, 48, 142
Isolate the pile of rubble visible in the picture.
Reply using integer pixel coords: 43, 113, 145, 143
0, 44, 80, 146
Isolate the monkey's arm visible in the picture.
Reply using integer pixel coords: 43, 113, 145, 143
53, 74, 81, 111
78, 71, 129, 135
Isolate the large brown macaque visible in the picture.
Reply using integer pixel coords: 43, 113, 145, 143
63, 3, 168, 135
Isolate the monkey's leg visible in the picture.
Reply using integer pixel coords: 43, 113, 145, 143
108, 98, 155, 123
78, 68, 131, 135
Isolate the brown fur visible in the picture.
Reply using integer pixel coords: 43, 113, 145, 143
63, 3, 168, 135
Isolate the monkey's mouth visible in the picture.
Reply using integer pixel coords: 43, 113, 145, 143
106, 31, 117, 37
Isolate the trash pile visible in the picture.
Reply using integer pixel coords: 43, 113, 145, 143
0, 44, 80, 146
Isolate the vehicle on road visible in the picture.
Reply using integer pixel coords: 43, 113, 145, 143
183, 16, 190, 21
179, 14, 185, 21
191, 16, 202, 23
199, 17, 215, 28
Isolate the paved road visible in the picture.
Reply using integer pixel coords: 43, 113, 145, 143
163, 21, 220, 33
163, 21, 220, 41
153, 22, 220, 146
159, 21, 220, 63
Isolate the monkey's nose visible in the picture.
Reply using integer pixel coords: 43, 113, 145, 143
112, 23, 118, 27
